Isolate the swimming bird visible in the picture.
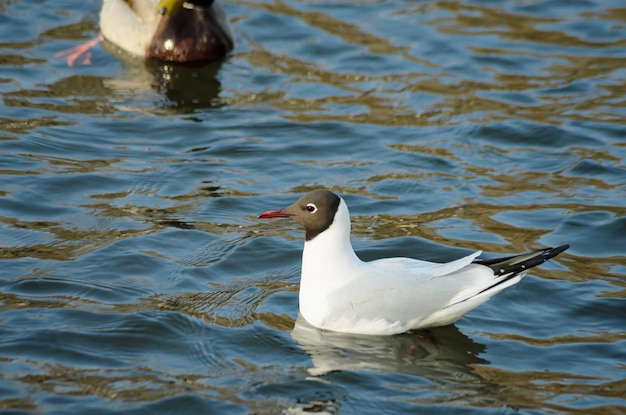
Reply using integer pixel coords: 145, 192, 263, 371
58, 0, 234, 66
259, 189, 569, 335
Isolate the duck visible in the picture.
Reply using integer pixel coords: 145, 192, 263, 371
259, 189, 569, 335
58, 0, 234, 66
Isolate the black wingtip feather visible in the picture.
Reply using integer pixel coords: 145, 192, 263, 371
475, 244, 569, 277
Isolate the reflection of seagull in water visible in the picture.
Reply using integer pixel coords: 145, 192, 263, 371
291, 316, 488, 378
260, 189, 569, 335
56, 0, 234, 66
288, 317, 490, 414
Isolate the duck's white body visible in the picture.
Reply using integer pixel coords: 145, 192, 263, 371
100, 0, 159, 57
259, 189, 568, 336
299, 199, 522, 335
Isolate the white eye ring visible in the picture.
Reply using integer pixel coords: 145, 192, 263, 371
306, 203, 318, 213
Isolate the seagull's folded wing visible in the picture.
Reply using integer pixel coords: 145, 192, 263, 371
430, 250, 483, 277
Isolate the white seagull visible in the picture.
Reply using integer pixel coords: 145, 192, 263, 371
259, 189, 569, 335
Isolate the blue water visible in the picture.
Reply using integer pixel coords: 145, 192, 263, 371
1, 0, 625, 413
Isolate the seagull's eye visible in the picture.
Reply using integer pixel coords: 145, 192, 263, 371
305, 203, 318, 213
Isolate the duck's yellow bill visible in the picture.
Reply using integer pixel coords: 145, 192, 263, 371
157, 0, 186, 16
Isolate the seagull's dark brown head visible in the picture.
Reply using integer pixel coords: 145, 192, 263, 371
259, 189, 341, 241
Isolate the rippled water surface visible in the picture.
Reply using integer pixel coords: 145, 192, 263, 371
1, 0, 625, 413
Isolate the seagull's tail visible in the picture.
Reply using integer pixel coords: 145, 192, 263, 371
474, 244, 570, 277
442, 245, 569, 317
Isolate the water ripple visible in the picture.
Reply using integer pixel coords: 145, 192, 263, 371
1, 0, 625, 413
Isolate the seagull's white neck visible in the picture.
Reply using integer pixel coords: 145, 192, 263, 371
298, 198, 364, 327
300, 198, 362, 287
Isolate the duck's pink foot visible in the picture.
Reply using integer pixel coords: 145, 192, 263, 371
55, 34, 103, 67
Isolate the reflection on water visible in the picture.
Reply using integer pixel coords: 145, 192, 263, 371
290, 317, 489, 413
102, 41, 228, 113
227, 0, 625, 126
292, 316, 487, 378
1, 0, 625, 413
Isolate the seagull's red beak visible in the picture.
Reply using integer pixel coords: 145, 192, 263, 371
258, 209, 291, 219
